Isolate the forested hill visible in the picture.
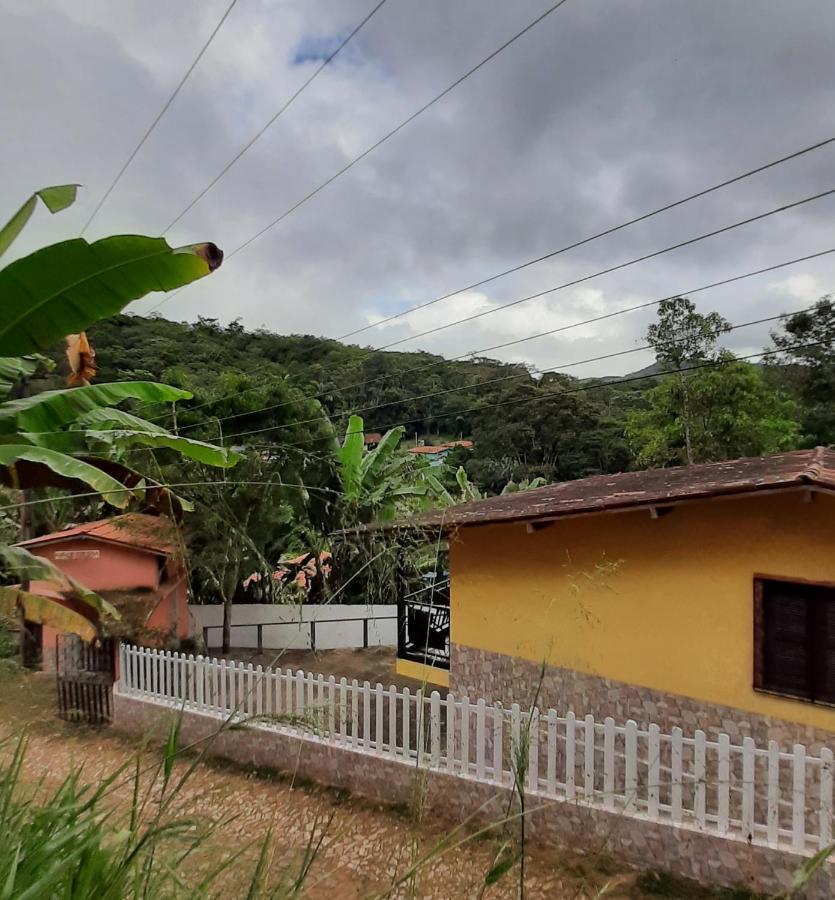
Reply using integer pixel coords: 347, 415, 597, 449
73, 314, 642, 489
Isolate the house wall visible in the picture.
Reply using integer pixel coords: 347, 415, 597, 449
448, 490, 835, 740
27, 538, 161, 591
147, 577, 190, 640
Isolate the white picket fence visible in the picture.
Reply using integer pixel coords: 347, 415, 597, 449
118, 644, 834, 855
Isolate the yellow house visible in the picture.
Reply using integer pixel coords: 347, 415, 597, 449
393, 447, 835, 748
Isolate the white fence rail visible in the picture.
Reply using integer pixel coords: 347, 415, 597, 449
119, 644, 834, 855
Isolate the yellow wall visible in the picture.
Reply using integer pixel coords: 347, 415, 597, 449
396, 657, 450, 688
450, 490, 835, 731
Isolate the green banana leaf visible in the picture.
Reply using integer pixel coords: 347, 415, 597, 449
0, 545, 119, 620
87, 429, 240, 468
0, 445, 131, 507
339, 414, 366, 499
0, 184, 78, 258
0, 235, 222, 356
0, 588, 97, 642
0, 382, 191, 434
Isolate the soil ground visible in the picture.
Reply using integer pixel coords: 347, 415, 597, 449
0, 669, 750, 899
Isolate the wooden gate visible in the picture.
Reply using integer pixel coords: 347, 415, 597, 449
55, 634, 116, 725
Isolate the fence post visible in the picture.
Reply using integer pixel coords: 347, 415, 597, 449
717, 733, 730, 834
257, 624, 263, 655
603, 717, 615, 809
310, 620, 316, 652
363, 618, 369, 649
430, 691, 441, 766
694, 729, 706, 828
203, 627, 209, 650
741, 736, 755, 840
118, 643, 126, 690
820, 746, 833, 848
475, 698, 486, 780
565, 711, 576, 801
195, 655, 205, 708
792, 744, 807, 851
671, 726, 684, 823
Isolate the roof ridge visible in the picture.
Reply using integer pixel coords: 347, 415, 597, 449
801, 445, 828, 482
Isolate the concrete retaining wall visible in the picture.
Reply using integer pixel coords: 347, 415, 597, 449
188, 604, 397, 650
113, 691, 833, 898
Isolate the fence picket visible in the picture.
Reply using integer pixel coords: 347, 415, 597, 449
717, 733, 730, 834
528, 709, 540, 794
339, 677, 348, 741
416, 689, 425, 761
446, 692, 456, 770
362, 681, 372, 749
307, 672, 315, 722
492, 701, 503, 784
565, 711, 576, 801
255, 665, 263, 717
388, 685, 397, 755
742, 737, 755, 840
351, 679, 359, 746
285, 668, 294, 715
546, 709, 557, 796
694, 729, 706, 828
402, 687, 410, 756
460, 697, 470, 775
476, 699, 486, 780
584, 715, 595, 801
792, 744, 807, 851
511, 704, 521, 776
317, 674, 325, 734
820, 747, 833, 848
604, 717, 615, 810
328, 676, 336, 739
376, 683, 384, 752
625, 720, 638, 810
671, 726, 683, 823
295, 670, 305, 720
430, 691, 441, 766
767, 740, 780, 845
218, 659, 226, 713
648, 724, 660, 819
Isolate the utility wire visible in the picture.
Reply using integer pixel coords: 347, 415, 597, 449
80, 0, 239, 235
146, 0, 573, 312
338, 133, 835, 340
370, 186, 835, 352
165, 244, 835, 435
161, 0, 391, 235
288, 338, 830, 448
221, 306, 812, 441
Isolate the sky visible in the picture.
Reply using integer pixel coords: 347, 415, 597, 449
3, 0, 835, 378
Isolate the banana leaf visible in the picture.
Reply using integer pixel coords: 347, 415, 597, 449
0, 358, 39, 399
0, 382, 191, 434
0, 545, 119, 619
0, 184, 78, 258
87, 429, 240, 468
0, 445, 131, 507
0, 588, 96, 642
0, 236, 222, 355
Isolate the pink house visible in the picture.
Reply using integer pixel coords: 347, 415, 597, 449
16, 513, 190, 669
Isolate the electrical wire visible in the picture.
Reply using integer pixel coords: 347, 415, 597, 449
165, 245, 835, 435
146, 0, 574, 312
80, 0, 239, 235
160, 0, 392, 235
369, 186, 835, 352
220, 306, 816, 441
337, 133, 835, 340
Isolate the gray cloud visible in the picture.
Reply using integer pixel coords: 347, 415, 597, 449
2, 0, 835, 380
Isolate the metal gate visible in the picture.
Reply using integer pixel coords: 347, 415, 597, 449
56, 634, 116, 725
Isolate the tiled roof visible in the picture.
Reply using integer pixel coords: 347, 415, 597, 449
408, 445, 450, 454
17, 513, 178, 555
350, 447, 835, 533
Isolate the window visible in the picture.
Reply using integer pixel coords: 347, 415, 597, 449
754, 578, 835, 704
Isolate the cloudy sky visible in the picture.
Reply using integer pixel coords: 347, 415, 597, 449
3, 0, 835, 377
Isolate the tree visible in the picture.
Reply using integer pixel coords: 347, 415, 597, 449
0, 185, 229, 640
646, 297, 731, 465
770, 295, 835, 444
626, 357, 800, 467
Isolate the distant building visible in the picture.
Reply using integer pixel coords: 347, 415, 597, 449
363, 433, 383, 449
15, 513, 189, 668
407, 439, 474, 466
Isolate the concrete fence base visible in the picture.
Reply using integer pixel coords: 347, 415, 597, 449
113, 691, 832, 898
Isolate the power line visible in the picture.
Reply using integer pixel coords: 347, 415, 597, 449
370, 186, 835, 352
146, 0, 574, 313
166, 245, 835, 436
337, 133, 835, 340
291, 338, 831, 448
221, 306, 812, 442
160, 0, 392, 235
80, 0, 239, 235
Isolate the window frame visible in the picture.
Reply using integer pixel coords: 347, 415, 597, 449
753, 574, 835, 708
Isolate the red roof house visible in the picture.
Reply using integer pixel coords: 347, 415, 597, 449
16, 513, 190, 668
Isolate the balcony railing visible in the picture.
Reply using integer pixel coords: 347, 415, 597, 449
397, 592, 450, 670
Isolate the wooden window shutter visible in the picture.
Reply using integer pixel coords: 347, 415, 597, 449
762, 581, 813, 700
814, 590, 835, 705
753, 580, 764, 691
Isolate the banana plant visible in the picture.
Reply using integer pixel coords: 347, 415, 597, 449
0, 184, 232, 639
335, 415, 430, 523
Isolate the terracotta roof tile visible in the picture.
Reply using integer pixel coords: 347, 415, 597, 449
17, 513, 178, 555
